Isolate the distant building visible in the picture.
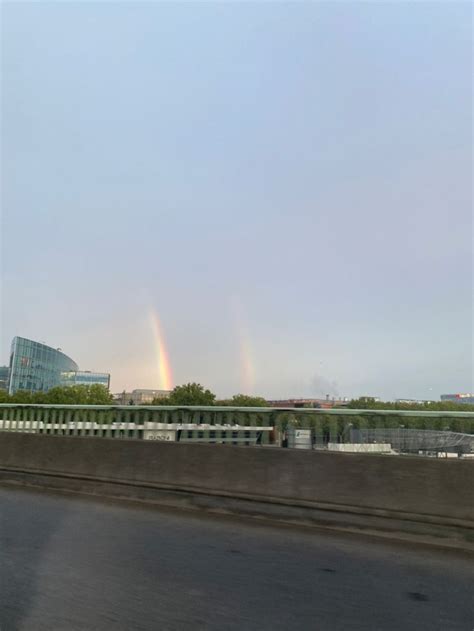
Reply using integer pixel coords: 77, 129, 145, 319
0, 366, 9, 390
267, 397, 350, 409
7, 336, 110, 395
441, 393, 474, 405
357, 397, 381, 403
8, 336, 79, 395
395, 399, 434, 405
61, 371, 110, 389
114, 389, 171, 405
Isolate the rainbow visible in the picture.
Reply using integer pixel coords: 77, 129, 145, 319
149, 311, 173, 391
238, 330, 255, 394
230, 296, 255, 394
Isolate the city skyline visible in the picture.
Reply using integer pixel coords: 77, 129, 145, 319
2, 3, 472, 400
0, 332, 469, 403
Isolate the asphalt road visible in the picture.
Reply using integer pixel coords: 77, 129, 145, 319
1, 485, 473, 631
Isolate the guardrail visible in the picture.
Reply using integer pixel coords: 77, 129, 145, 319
1, 432, 473, 550
0, 420, 272, 445
0, 404, 277, 445
0, 404, 473, 451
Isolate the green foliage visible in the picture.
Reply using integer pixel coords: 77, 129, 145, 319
152, 383, 216, 406
150, 396, 171, 405
342, 398, 474, 434
3, 385, 472, 437
347, 398, 474, 412
157, 390, 267, 407
44, 384, 113, 405
8, 390, 35, 403
221, 394, 268, 407
2, 385, 113, 405
273, 412, 296, 431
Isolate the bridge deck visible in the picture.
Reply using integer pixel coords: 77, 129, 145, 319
1, 485, 473, 631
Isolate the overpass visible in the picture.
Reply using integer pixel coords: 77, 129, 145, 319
0, 413, 473, 550
1, 405, 473, 629
2, 484, 473, 631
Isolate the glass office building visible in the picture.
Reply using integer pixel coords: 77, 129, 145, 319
8, 336, 79, 394
0, 366, 9, 390
61, 371, 110, 389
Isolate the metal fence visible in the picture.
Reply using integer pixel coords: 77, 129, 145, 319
348, 427, 474, 455
0, 405, 276, 446
0, 404, 473, 450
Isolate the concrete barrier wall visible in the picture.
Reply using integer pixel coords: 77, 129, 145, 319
1, 433, 473, 523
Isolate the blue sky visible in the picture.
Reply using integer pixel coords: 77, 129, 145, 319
1, 2, 472, 399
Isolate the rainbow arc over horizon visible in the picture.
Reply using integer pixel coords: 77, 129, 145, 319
148, 302, 255, 394
149, 311, 173, 391
230, 296, 255, 394
238, 330, 255, 394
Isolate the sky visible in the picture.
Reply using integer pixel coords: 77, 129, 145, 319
1, 1, 472, 400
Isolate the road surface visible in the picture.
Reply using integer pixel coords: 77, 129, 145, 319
1, 485, 473, 630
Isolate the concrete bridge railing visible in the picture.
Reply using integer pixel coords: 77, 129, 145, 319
0, 404, 473, 450
0, 431, 473, 551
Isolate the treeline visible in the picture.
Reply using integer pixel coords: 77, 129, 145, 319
288, 413, 474, 436
0, 383, 268, 408
347, 397, 474, 413
0, 384, 113, 405
151, 383, 267, 407
1, 383, 473, 415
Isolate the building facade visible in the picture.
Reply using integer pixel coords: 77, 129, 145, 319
61, 371, 110, 389
113, 389, 171, 405
267, 397, 350, 409
395, 399, 435, 405
441, 394, 474, 405
0, 366, 9, 390
8, 336, 79, 395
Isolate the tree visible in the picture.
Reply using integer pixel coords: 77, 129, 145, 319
150, 396, 171, 405
10, 390, 35, 403
85, 384, 114, 405
162, 383, 216, 406
0, 385, 113, 405
347, 398, 474, 413
42, 385, 113, 405
227, 394, 268, 407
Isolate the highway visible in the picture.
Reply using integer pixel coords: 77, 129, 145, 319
1, 486, 473, 631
